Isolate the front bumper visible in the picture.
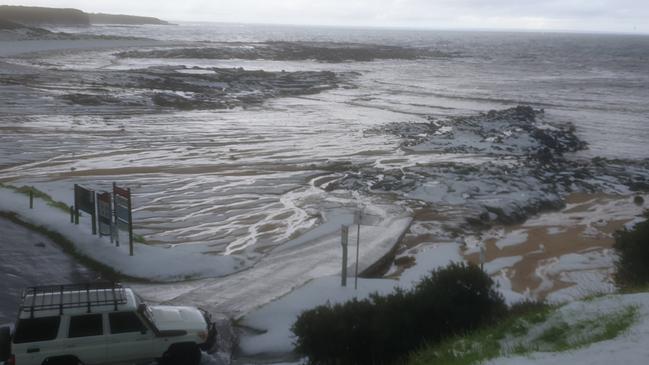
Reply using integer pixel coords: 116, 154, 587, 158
198, 308, 217, 352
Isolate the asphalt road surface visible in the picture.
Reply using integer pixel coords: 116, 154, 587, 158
0, 217, 100, 324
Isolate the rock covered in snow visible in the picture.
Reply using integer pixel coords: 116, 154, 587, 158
327, 106, 649, 226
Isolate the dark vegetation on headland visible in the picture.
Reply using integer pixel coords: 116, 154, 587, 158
88, 13, 171, 26
0, 5, 88, 26
0, 5, 170, 26
292, 213, 649, 364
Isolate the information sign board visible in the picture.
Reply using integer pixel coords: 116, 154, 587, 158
97, 192, 112, 237
113, 183, 134, 256
74, 184, 95, 215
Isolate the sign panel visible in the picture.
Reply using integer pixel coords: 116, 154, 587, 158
113, 183, 134, 256
74, 184, 95, 215
115, 195, 130, 225
97, 192, 112, 237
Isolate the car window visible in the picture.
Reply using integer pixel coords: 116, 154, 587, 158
13, 317, 61, 343
109, 312, 147, 334
69, 314, 103, 338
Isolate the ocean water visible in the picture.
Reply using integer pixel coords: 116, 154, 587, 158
50, 23, 649, 159
2, 23, 649, 262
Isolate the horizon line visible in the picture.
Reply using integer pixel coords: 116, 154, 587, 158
159, 19, 649, 37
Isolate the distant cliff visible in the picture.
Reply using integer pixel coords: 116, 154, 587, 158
0, 5, 170, 26
89, 13, 170, 25
0, 5, 89, 26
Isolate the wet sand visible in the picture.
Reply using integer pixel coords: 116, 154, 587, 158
462, 193, 647, 300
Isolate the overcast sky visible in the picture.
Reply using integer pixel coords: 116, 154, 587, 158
3, 0, 648, 33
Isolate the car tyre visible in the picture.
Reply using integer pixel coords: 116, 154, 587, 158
160, 343, 201, 365
0, 326, 10, 362
42, 356, 84, 365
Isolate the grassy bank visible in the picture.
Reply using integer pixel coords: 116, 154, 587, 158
0, 183, 71, 213
408, 300, 637, 365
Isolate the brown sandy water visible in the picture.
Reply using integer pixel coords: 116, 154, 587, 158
470, 193, 647, 300
392, 193, 647, 301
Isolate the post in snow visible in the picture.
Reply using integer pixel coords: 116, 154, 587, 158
355, 209, 361, 290
480, 244, 485, 271
341, 224, 349, 287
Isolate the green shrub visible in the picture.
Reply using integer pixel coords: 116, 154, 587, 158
614, 211, 649, 288
410, 262, 507, 342
291, 263, 506, 365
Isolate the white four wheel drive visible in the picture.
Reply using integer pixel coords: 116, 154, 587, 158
0, 283, 217, 365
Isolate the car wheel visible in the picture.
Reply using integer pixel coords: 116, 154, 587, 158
0, 326, 10, 362
160, 344, 201, 365
42, 356, 84, 365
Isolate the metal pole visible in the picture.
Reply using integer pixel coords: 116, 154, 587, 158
128, 188, 133, 256
29, 189, 33, 209
341, 225, 349, 287
355, 210, 361, 290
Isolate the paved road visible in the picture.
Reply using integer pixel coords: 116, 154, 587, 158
0, 217, 100, 324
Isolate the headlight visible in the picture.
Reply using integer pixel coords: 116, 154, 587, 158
197, 330, 208, 341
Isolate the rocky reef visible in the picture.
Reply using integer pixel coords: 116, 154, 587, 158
325, 106, 649, 226
116, 42, 454, 63
0, 64, 349, 112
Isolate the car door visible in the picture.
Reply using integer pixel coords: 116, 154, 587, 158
106, 311, 156, 363
61, 313, 107, 364
12, 316, 62, 365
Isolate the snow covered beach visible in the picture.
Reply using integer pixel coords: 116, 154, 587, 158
2, 23, 649, 363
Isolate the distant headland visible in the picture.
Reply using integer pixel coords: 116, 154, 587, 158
0, 5, 171, 26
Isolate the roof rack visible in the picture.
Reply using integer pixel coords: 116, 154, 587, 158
19, 282, 127, 318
